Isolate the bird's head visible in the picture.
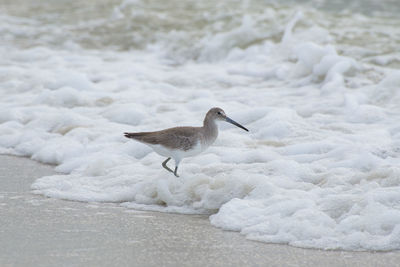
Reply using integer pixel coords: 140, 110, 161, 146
206, 107, 248, 132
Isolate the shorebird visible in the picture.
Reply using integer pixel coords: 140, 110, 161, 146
124, 107, 248, 177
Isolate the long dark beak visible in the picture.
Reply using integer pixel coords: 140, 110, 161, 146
225, 117, 249, 132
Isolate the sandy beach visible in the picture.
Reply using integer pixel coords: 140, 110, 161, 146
0, 154, 399, 266
2, 0, 400, 252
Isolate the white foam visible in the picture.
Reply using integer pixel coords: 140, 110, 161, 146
1, 2, 400, 251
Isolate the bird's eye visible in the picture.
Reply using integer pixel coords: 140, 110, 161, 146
217, 112, 221, 115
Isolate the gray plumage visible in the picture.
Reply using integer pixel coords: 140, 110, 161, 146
124, 127, 204, 151
124, 107, 248, 177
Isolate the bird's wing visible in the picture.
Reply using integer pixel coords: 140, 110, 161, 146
124, 127, 201, 151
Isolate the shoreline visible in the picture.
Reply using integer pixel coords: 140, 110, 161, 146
1, 154, 399, 266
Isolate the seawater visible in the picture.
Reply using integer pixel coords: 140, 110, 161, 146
1, 0, 400, 251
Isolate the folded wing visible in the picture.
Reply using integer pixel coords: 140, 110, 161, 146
124, 127, 201, 151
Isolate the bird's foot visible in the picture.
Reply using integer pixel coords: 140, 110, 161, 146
174, 167, 179, 177
162, 158, 174, 173
162, 158, 180, 177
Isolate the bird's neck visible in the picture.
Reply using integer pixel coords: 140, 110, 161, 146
203, 117, 218, 145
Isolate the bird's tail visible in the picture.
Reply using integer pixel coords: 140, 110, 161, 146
124, 132, 143, 139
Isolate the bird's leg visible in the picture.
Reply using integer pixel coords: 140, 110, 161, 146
162, 158, 174, 173
174, 166, 179, 177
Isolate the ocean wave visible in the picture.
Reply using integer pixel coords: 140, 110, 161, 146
1, 0, 400, 251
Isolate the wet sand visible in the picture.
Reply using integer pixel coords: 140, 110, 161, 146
1, 154, 399, 267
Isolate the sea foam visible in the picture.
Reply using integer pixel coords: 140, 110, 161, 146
1, 1, 400, 251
